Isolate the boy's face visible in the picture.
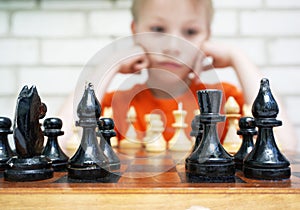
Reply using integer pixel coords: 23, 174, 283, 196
132, 0, 210, 83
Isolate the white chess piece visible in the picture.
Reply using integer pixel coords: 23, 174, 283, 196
168, 103, 193, 151
102, 107, 118, 147
242, 104, 252, 117
120, 106, 142, 149
223, 96, 242, 154
65, 124, 81, 157
144, 114, 167, 152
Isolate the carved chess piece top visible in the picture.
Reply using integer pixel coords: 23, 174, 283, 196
120, 106, 141, 149
68, 83, 109, 180
14, 86, 47, 157
169, 102, 192, 151
144, 114, 167, 152
5, 85, 53, 182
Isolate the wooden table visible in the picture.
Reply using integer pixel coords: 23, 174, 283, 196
1, 149, 300, 210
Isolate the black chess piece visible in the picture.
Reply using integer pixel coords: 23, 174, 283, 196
185, 90, 235, 182
0, 117, 14, 171
97, 118, 120, 171
185, 114, 203, 163
42, 118, 69, 171
243, 78, 291, 180
234, 117, 257, 170
4, 86, 53, 181
68, 83, 109, 180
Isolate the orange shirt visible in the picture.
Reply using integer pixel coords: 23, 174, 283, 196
102, 79, 244, 144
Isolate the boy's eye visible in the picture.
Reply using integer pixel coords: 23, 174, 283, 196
184, 29, 199, 36
150, 26, 165, 33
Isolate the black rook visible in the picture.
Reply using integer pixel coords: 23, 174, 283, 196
185, 90, 235, 182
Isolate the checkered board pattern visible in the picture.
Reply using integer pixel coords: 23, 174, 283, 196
52, 149, 300, 185
1, 149, 300, 187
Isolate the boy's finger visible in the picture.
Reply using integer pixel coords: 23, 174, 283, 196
202, 56, 214, 71
133, 54, 150, 73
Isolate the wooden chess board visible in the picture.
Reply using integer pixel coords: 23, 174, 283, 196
1, 149, 300, 210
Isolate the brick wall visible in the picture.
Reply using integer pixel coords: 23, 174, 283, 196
0, 0, 300, 150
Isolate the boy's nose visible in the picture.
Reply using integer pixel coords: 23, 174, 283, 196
162, 37, 181, 57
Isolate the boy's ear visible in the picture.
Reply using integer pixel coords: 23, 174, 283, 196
131, 21, 137, 34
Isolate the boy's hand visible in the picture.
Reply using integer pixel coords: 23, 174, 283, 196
118, 45, 150, 74
201, 41, 238, 69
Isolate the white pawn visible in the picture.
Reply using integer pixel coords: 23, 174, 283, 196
120, 106, 142, 149
102, 107, 118, 147
223, 96, 242, 154
242, 104, 252, 117
144, 114, 167, 152
168, 103, 193, 151
65, 124, 81, 157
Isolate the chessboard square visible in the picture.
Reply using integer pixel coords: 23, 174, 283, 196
117, 164, 128, 173
126, 164, 176, 173
131, 158, 175, 166
50, 171, 67, 182
117, 152, 140, 161
291, 158, 300, 165
175, 164, 186, 173
168, 151, 190, 161
120, 158, 130, 164
119, 172, 161, 180
292, 172, 300, 179
119, 171, 180, 182
291, 164, 300, 173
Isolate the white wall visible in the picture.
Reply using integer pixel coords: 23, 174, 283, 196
0, 0, 299, 150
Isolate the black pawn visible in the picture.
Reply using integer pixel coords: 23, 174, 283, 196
185, 114, 203, 163
42, 118, 69, 171
97, 118, 120, 171
234, 117, 257, 170
185, 90, 235, 182
68, 83, 109, 180
0, 117, 14, 170
243, 78, 291, 180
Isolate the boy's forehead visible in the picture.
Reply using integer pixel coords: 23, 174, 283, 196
141, 0, 204, 11
139, 0, 207, 20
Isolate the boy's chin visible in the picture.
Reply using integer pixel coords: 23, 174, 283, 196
147, 74, 191, 89
148, 67, 190, 79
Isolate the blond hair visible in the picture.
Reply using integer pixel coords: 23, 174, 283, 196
131, 0, 214, 25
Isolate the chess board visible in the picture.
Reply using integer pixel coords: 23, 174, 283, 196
1, 149, 300, 210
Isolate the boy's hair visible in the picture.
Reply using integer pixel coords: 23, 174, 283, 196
131, 0, 214, 25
